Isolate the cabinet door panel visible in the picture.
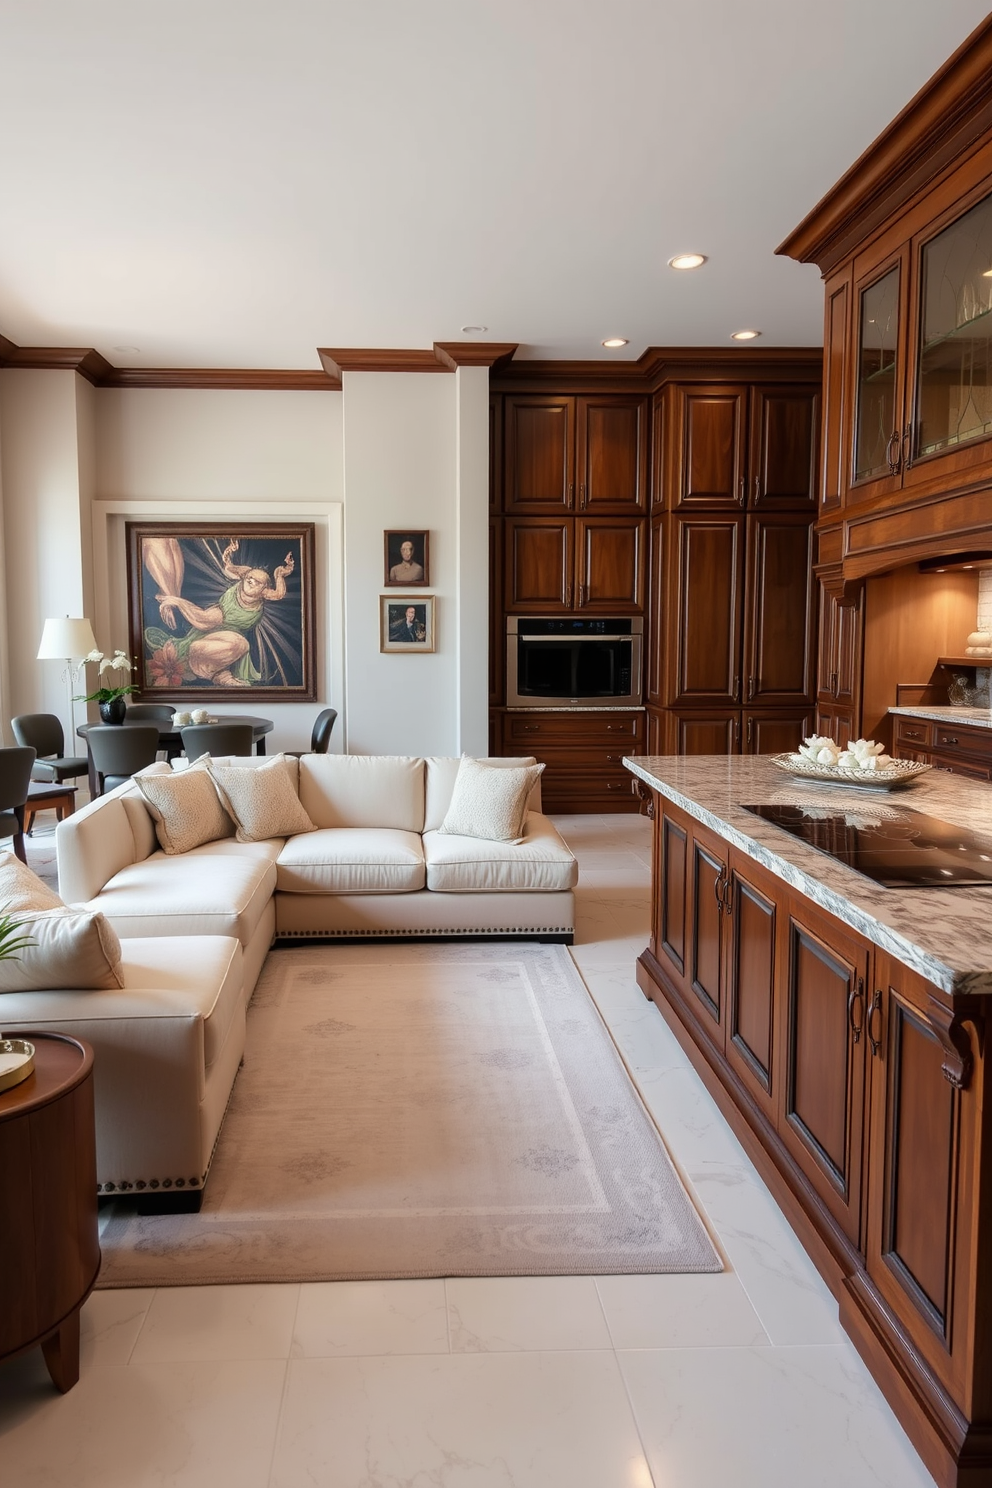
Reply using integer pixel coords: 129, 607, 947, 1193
577, 396, 647, 511
821, 270, 851, 512
489, 394, 503, 513
673, 517, 743, 703
780, 906, 867, 1243
849, 247, 910, 504
576, 518, 644, 611
674, 387, 747, 508
744, 515, 815, 704
749, 386, 819, 509
505, 520, 572, 610
727, 862, 776, 1110
743, 710, 812, 756
647, 515, 665, 704
689, 834, 727, 1037
675, 711, 739, 755
815, 704, 855, 749
504, 397, 575, 511
659, 811, 688, 980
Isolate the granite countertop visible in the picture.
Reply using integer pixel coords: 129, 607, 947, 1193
889, 705, 992, 729
623, 754, 992, 997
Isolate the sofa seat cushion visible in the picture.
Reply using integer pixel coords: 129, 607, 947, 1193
276, 828, 426, 894
0, 934, 242, 1072
79, 849, 276, 948
422, 813, 578, 892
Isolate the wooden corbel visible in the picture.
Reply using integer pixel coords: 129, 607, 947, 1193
927, 997, 979, 1090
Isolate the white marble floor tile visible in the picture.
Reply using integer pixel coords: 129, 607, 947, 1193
620, 1345, 937, 1488
80, 1287, 156, 1366
596, 1271, 768, 1349
271, 1351, 653, 1488
446, 1276, 612, 1352
632, 1064, 755, 1173
689, 1168, 845, 1346
0, 1358, 286, 1488
130, 1283, 300, 1363
292, 1278, 449, 1358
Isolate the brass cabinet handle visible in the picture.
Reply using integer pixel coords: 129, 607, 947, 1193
848, 976, 865, 1044
713, 870, 730, 914
738, 477, 746, 506
748, 675, 756, 700
867, 988, 883, 1056
568, 482, 574, 504
733, 675, 741, 702
579, 482, 587, 508
522, 724, 540, 733
830, 671, 838, 697
746, 717, 753, 748
885, 430, 901, 474
754, 475, 761, 501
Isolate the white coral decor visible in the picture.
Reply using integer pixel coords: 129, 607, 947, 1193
794, 735, 892, 772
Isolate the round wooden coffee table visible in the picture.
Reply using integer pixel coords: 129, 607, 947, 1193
0, 1032, 100, 1391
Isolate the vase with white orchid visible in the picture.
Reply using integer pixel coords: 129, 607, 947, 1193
74, 648, 138, 723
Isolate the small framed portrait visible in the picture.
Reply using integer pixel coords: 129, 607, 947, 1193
384, 530, 429, 587
381, 596, 436, 653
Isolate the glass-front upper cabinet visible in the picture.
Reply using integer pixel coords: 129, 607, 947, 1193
855, 266, 901, 482
915, 189, 992, 460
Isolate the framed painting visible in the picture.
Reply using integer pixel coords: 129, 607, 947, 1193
126, 521, 317, 701
383, 530, 429, 586
380, 596, 436, 652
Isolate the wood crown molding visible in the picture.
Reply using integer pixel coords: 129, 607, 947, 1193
318, 343, 519, 379
492, 345, 822, 394
777, 13, 992, 271
0, 338, 338, 390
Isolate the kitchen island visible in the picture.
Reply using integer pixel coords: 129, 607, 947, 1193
624, 755, 992, 1488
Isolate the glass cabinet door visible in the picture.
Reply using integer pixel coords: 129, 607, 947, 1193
854, 266, 901, 483
916, 190, 992, 460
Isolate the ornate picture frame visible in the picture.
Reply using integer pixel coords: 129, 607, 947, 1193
383, 530, 430, 587
126, 521, 317, 701
380, 596, 436, 652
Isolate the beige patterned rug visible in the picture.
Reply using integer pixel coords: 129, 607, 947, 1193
97, 943, 720, 1286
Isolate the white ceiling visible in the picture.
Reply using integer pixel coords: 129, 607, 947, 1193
0, 1, 989, 370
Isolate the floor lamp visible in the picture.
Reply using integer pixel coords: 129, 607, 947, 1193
36, 616, 99, 752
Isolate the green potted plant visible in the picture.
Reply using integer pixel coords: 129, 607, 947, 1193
74, 648, 138, 724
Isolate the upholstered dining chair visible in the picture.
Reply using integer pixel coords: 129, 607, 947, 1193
86, 723, 161, 796
287, 707, 338, 758
124, 702, 183, 760
11, 713, 89, 785
180, 722, 254, 763
0, 745, 38, 863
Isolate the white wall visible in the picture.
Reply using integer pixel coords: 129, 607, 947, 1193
0, 371, 490, 758
0, 369, 91, 737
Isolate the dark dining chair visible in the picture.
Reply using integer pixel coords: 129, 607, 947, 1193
125, 704, 176, 722
0, 746, 38, 863
287, 707, 338, 758
11, 713, 89, 785
86, 724, 161, 796
181, 723, 254, 763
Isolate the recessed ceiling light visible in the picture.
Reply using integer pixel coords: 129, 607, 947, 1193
731, 329, 761, 341
668, 253, 707, 271
460, 324, 488, 334
602, 338, 628, 348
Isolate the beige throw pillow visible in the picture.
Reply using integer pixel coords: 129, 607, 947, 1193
0, 851, 65, 913
438, 757, 545, 843
136, 763, 233, 855
208, 754, 316, 843
0, 907, 124, 993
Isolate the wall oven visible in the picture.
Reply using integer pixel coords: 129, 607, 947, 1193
506, 617, 643, 708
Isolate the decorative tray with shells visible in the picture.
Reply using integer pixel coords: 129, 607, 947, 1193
0, 1037, 35, 1095
770, 754, 932, 791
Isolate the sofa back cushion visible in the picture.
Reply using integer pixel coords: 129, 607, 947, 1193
424, 757, 543, 832
299, 755, 425, 831
0, 907, 124, 992
0, 850, 66, 912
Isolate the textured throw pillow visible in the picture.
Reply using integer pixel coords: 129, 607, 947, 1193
438, 756, 545, 843
136, 763, 233, 854
0, 907, 124, 993
208, 754, 316, 843
0, 851, 65, 913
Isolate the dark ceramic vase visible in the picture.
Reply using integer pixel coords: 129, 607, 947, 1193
98, 696, 127, 725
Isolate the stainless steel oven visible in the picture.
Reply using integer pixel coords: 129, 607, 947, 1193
506, 616, 643, 708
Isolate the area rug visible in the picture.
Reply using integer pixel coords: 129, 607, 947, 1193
97, 942, 720, 1286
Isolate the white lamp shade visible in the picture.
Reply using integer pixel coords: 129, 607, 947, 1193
37, 617, 99, 661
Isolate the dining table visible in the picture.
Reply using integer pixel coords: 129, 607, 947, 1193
77, 714, 274, 798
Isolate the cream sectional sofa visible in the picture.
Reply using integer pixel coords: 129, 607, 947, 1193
0, 754, 576, 1208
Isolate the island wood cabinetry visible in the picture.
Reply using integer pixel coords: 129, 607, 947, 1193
637, 776, 992, 1488
893, 712, 992, 780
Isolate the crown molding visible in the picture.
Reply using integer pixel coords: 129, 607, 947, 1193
101, 367, 338, 391
433, 342, 518, 370
492, 345, 822, 394
0, 344, 116, 381
777, 13, 992, 272
318, 348, 448, 378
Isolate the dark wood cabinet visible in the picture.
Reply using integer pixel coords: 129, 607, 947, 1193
575, 517, 645, 611
742, 709, 813, 755
893, 713, 992, 778
674, 710, 740, 756
749, 385, 820, 509
505, 516, 644, 613
672, 516, 744, 704
638, 780, 992, 1488
500, 709, 644, 812
504, 393, 647, 513
743, 514, 816, 705
815, 583, 864, 741
504, 518, 572, 610
670, 385, 748, 508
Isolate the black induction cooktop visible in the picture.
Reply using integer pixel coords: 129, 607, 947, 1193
740, 802, 992, 888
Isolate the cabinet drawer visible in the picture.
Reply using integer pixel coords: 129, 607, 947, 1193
931, 723, 992, 759
504, 713, 643, 746
894, 717, 931, 748
930, 752, 992, 781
